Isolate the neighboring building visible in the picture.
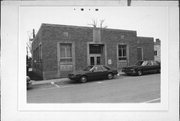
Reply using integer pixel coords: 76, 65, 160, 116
154, 39, 161, 62
32, 23, 154, 79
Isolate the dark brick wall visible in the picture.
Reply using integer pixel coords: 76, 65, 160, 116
39, 24, 93, 79
137, 36, 154, 60
32, 26, 43, 78
101, 29, 138, 69
32, 24, 155, 80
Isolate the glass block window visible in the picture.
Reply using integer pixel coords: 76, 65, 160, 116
89, 44, 103, 54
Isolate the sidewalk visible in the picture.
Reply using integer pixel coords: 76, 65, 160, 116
31, 71, 124, 86
31, 78, 69, 85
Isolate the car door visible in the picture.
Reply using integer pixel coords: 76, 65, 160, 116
101, 66, 109, 78
87, 66, 104, 80
151, 61, 160, 73
93, 66, 105, 80
146, 61, 157, 73
141, 61, 150, 73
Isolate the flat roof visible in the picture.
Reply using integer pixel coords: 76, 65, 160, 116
41, 23, 137, 33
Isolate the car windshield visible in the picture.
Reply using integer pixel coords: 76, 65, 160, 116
135, 61, 143, 66
83, 66, 93, 71
135, 61, 148, 66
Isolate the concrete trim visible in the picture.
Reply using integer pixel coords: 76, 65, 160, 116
87, 42, 90, 66
117, 43, 129, 69
87, 42, 106, 66
104, 43, 107, 66
57, 42, 60, 77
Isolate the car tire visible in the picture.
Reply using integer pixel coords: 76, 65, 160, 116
80, 76, 87, 83
137, 70, 142, 76
107, 73, 114, 79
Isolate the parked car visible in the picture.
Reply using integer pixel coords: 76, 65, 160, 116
27, 76, 32, 89
122, 60, 160, 76
68, 65, 118, 83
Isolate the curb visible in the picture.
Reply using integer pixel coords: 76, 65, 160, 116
31, 71, 125, 86
31, 78, 69, 86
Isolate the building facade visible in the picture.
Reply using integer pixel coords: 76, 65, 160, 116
154, 39, 161, 62
32, 23, 154, 79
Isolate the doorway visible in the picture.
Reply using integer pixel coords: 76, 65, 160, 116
89, 44, 104, 65
90, 54, 101, 65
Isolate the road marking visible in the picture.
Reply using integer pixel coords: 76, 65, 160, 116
32, 84, 75, 91
142, 98, 161, 103
50, 82, 60, 88
97, 82, 103, 84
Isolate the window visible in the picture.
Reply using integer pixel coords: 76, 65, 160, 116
118, 45, 127, 60
93, 66, 103, 72
154, 51, 157, 56
142, 61, 148, 66
102, 66, 110, 71
60, 43, 72, 62
89, 44, 103, 54
151, 61, 159, 66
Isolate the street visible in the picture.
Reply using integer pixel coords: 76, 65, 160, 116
27, 74, 160, 103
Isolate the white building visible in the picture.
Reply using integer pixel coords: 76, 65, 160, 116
154, 39, 161, 62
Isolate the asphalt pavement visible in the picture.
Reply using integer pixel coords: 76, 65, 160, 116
27, 74, 160, 103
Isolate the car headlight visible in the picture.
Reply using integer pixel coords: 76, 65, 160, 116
130, 69, 136, 73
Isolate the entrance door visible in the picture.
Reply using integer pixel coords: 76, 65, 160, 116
90, 55, 101, 65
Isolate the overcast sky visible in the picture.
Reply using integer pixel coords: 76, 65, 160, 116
20, 6, 168, 43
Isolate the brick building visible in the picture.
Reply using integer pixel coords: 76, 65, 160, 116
32, 23, 154, 79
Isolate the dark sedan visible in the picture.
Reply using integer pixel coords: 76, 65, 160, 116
122, 60, 160, 76
68, 65, 118, 83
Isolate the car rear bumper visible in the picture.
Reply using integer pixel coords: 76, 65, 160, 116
68, 75, 81, 80
122, 69, 136, 75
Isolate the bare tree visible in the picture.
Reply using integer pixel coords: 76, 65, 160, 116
26, 29, 35, 57
88, 19, 108, 29
88, 19, 98, 28
99, 19, 108, 29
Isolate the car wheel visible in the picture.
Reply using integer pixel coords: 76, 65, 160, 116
107, 73, 114, 79
80, 76, 87, 83
137, 70, 142, 76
